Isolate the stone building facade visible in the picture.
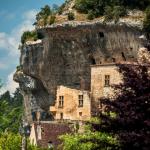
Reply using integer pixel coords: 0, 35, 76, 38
91, 64, 122, 113
49, 64, 124, 121
50, 86, 91, 121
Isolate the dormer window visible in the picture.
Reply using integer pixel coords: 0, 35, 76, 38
58, 96, 64, 108
78, 95, 83, 107
104, 75, 110, 87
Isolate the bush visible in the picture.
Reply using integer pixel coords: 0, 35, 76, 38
58, 3, 66, 15
49, 15, 56, 25
68, 12, 75, 20
104, 5, 126, 23
75, 0, 149, 20
21, 31, 38, 44
87, 10, 95, 20
143, 7, 150, 37
36, 5, 51, 22
21, 31, 44, 44
113, 5, 126, 22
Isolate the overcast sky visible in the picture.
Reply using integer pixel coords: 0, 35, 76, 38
0, 0, 64, 94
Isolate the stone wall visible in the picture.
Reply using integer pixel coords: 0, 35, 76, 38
50, 85, 91, 121
91, 64, 122, 114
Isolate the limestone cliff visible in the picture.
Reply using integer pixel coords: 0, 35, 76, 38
14, 21, 147, 122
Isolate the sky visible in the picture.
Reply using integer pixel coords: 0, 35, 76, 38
0, 0, 64, 94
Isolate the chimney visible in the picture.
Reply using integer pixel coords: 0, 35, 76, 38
36, 111, 41, 122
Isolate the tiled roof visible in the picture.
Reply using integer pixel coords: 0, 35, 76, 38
33, 121, 72, 148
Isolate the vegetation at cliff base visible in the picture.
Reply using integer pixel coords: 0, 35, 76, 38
0, 81, 48, 150
0, 88, 23, 133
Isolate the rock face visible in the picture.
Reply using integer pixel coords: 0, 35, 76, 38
14, 22, 147, 122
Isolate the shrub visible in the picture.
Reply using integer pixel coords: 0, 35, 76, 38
68, 12, 75, 20
21, 31, 38, 44
87, 10, 95, 20
104, 5, 126, 23
58, 3, 66, 15
21, 31, 44, 44
36, 5, 51, 22
143, 7, 150, 38
49, 15, 56, 25
104, 6, 114, 22
113, 5, 126, 22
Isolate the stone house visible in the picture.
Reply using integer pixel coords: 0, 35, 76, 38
30, 62, 150, 148
49, 63, 150, 120
50, 85, 91, 121
29, 121, 72, 149
49, 63, 123, 121
91, 63, 122, 114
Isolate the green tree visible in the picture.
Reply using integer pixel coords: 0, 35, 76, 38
60, 124, 119, 150
68, 12, 75, 20
49, 15, 56, 25
0, 87, 23, 133
143, 7, 150, 38
0, 132, 21, 150
36, 5, 52, 22
21, 31, 38, 44
87, 10, 95, 20
104, 5, 126, 23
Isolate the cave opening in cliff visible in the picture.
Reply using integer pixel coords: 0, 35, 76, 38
90, 57, 96, 65
112, 58, 116, 62
121, 52, 126, 61
99, 32, 104, 38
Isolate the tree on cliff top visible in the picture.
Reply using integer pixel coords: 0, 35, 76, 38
74, 0, 150, 20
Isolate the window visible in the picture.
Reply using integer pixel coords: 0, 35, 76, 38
79, 112, 82, 116
90, 57, 96, 65
58, 96, 64, 108
60, 113, 63, 120
104, 75, 110, 87
78, 95, 83, 107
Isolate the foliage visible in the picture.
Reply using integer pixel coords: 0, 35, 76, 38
21, 30, 44, 44
87, 10, 95, 20
104, 5, 126, 23
52, 4, 59, 13
0, 88, 23, 133
49, 15, 56, 25
75, 0, 150, 21
143, 7, 150, 38
0, 132, 21, 150
21, 31, 38, 44
58, 3, 66, 15
98, 64, 150, 150
0, 132, 47, 150
36, 5, 52, 22
68, 12, 75, 20
60, 124, 119, 150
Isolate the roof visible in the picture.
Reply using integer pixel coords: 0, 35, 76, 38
33, 121, 72, 148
